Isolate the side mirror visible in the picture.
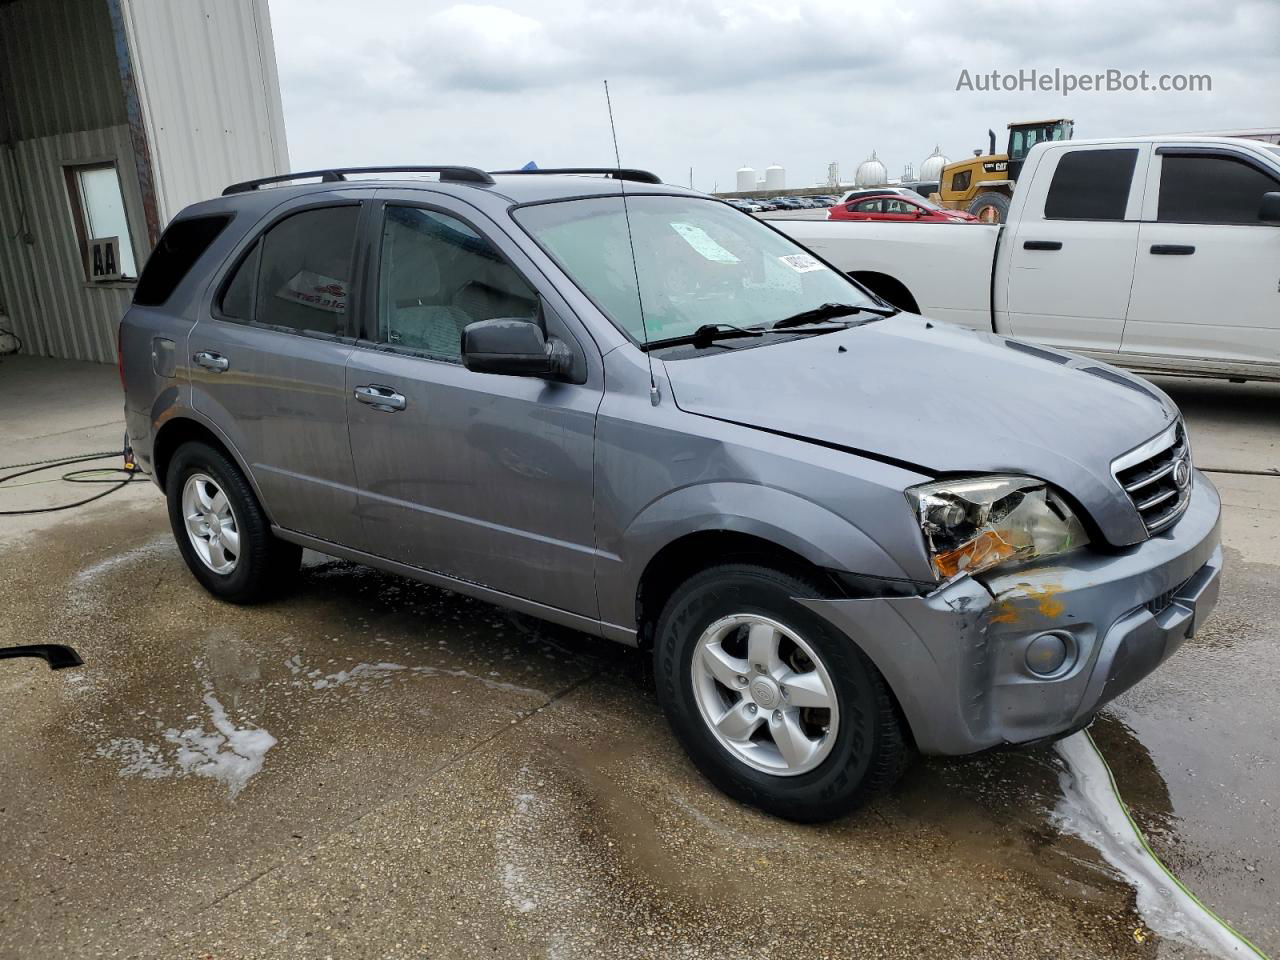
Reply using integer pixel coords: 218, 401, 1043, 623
462, 318, 573, 379
1260, 192, 1280, 224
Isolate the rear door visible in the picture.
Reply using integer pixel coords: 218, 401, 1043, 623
1122, 146, 1280, 368
344, 193, 602, 618
1001, 145, 1148, 353
189, 198, 366, 545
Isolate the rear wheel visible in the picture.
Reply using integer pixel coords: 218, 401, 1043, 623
166, 441, 301, 603
967, 191, 1011, 223
653, 563, 909, 822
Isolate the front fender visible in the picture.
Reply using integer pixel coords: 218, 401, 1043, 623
596, 480, 913, 629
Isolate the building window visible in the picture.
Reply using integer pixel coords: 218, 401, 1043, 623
65, 162, 138, 280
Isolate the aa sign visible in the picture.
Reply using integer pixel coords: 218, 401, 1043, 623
89, 236, 123, 282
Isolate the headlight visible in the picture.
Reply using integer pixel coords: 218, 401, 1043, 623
906, 476, 1090, 580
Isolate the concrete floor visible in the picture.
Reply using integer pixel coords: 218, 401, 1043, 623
1, 353, 1277, 959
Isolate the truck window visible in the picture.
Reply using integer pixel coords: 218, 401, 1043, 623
950, 170, 971, 192
1157, 154, 1280, 225
1043, 149, 1138, 221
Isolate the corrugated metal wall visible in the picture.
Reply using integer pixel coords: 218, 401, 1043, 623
121, 0, 289, 221
0, 0, 125, 141
0, 129, 143, 363
0, 0, 141, 363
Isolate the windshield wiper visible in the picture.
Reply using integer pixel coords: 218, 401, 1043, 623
643, 322, 764, 351
771, 302, 899, 330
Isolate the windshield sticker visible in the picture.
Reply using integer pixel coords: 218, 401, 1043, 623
777, 253, 824, 273
669, 222, 740, 263
275, 270, 347, 314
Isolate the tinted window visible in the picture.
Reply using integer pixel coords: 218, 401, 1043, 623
853, 199, 882, 213
254, 207, 358, 334
378, 206, 537, 358
1044, 149, 1137, 220
221, 239, 260, 321
1158, 154, 1280, 224
950, 169, 971, 192
133, 215, 230, 305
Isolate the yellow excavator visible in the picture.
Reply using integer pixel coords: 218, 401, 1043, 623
937, 119, 1074, 222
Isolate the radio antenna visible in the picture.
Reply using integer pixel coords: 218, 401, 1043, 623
604, 80, 659, 406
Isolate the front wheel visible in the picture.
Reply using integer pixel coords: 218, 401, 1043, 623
967, 191, 1011, 223
653, 564, 910, 822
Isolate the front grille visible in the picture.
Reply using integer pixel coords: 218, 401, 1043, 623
1113, 423, 1192, 536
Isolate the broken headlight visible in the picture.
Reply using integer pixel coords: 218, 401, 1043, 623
906, 476, 1090, 580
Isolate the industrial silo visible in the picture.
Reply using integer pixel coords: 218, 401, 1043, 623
736, 165, 756, 192
854, 151, 887, 187
919, 145, 950, 182
764, 163, 785, 191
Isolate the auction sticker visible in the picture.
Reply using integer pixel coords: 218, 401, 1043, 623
670, 222, 740, 263
778, 253, 824, 273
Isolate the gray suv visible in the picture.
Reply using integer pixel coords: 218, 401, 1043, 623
121, 165, 1222, 821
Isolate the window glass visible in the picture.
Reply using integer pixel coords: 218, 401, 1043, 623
134, 215, 230, 306
378, 206, 537, 358
69, 163, 138, 278
951, 169, 971, 192
1158, 155, 1280, 224
854, 199, 882, 213
1043, 149, 1138, 220
884, 199, 916, 214
221, 240, 260, 321
515, 195, 880, 346
254, 206, 358, 334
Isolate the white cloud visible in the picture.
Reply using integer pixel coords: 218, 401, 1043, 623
267, 0, 1279, 191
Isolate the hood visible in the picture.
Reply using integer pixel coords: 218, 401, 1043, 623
662, 315, 1177, 546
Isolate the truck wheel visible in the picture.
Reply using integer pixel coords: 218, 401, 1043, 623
968, 191, 1010, 223
166, 441, 301, 604
653, 563, 909, 822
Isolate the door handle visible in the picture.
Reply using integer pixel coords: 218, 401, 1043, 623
193, 350, 229, 372
1150, 244, 1195, 256
354, 384, 406, 412
1023, 240, 1062, 251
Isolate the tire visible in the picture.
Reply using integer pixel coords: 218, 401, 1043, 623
653, 563, 909, 822
166, 441, 301, 604
967, 191, 1010, 223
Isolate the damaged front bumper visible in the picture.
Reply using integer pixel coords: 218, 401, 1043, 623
799, 471, 1222, 755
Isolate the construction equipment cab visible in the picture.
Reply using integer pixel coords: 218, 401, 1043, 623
939, 119, 1074, 222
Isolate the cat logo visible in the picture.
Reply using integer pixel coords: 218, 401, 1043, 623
982, 161, 1009, 174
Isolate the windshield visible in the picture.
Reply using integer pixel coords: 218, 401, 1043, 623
514, 195, 879, 346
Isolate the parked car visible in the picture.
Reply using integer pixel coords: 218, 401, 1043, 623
724, 198, 762, 213
769, 196, 803, 209
835, 186, 923, 205
121, 164, 1221, 822
829, 192, 978, 223
777, 136, 1280, 382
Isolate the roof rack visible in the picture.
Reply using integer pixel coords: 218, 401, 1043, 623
222, 165, 495, 196
488, 167, 663, 184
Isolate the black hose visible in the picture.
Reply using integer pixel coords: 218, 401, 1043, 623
0, 452, 146, 516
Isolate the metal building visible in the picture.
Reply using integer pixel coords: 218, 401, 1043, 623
0, 0, 288, 364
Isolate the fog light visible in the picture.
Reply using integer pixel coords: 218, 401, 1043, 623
1025, 631, 1071, 676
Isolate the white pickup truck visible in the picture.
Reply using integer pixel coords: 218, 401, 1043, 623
771, 136, 1280, 382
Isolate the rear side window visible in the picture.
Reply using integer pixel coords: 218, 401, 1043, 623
1158, 154, 1280, 224
133, 215, 231, 306
218, 206, 359, 335
1044, 149, 1138, 221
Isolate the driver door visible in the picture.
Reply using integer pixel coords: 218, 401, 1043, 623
345, 193, 603, 619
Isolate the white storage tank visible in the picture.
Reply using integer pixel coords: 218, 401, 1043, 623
854, 150, 887, 187
764, 163, 785, 191
736, 165, 756, 192
919, 145, 950, 182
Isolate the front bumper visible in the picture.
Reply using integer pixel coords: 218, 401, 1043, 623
799, 471, 1222, 755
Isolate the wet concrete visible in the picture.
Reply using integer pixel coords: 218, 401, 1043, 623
1, 374, 1277, 959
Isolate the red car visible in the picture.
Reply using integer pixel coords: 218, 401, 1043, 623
827, 192, 978, 223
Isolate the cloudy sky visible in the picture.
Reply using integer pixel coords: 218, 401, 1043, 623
268, 0, 1278, 192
